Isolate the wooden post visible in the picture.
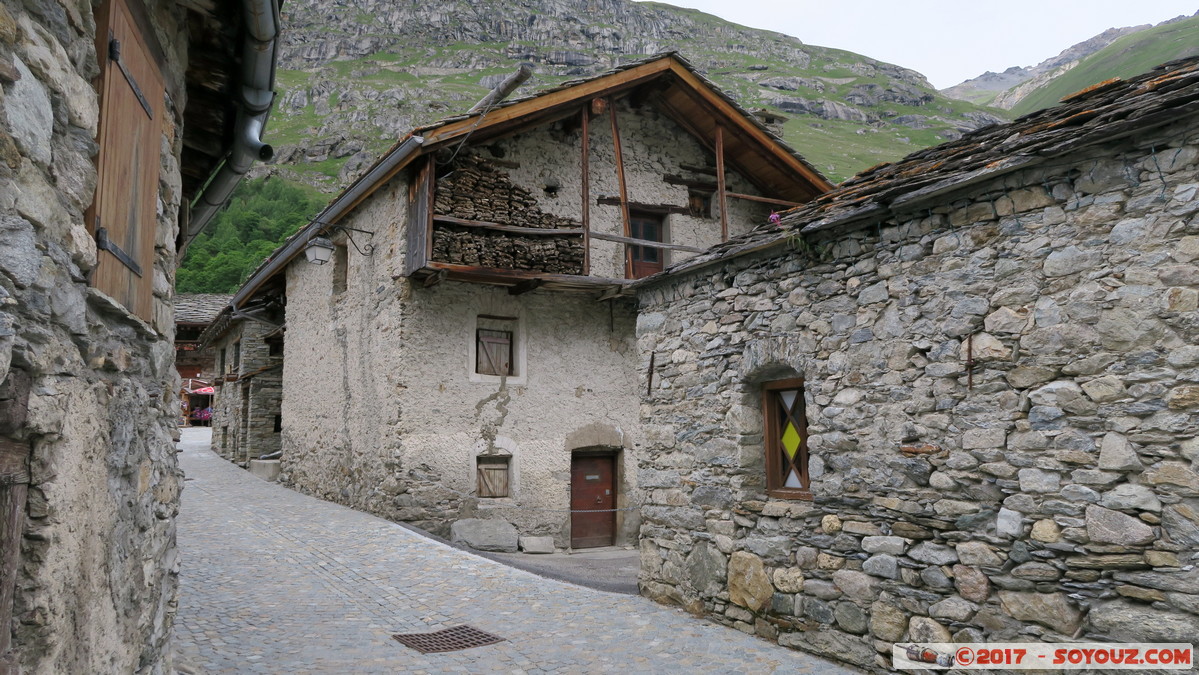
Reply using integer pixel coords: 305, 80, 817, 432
0, 439, 30, 670
608, 98, 633, 279
580, 106, 590, 276
403, 157, 433, 276
715, 125, 728, 241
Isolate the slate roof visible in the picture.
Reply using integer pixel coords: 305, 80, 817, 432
633, 56, 1199, 286
175, 294, 233, 325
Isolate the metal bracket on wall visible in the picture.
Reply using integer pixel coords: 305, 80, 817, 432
109, 35, 153, 119
95, 227, 143, 277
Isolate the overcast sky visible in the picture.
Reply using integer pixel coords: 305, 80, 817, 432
639, 1, 1198, 89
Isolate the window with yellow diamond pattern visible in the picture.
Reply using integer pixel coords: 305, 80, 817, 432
762, 378, 811, 499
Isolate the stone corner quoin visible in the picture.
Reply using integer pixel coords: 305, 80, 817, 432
633, 117, 1199, 668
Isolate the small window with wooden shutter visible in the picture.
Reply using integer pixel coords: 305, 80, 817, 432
475, 315, 517, 377
476, 456, 510, 498
88, 0, 165, 322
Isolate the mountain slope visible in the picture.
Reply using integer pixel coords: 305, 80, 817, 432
943, 11, 1199, 115
263, 0, 1010, 187
942, 25, 1148, 106
1009, 13, 1199, 116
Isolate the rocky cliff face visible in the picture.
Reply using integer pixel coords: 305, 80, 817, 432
263, 0, 1009, 187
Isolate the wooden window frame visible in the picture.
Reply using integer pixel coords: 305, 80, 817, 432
476, 456, 510, 498
627, 211, 666, 279
762, 377, 812, 500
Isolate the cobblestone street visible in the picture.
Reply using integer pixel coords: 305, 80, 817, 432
173, 429, 858, 674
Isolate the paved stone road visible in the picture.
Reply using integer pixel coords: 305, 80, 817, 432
173, 429, 859, 674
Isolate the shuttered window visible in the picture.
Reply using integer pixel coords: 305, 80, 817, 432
763, 378, 812, 500
88, 0, 164, 322
477, 456, 510, 498
476, 329, 513, 376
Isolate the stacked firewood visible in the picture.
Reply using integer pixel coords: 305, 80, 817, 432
431, 228, 583, 273
431, 154, 583, 273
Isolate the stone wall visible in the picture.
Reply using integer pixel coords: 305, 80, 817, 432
0, 2, 188, 672
211, 320, 283, 464
634, 118, 1199, 670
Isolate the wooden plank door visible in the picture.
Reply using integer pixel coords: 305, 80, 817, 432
570, 455, 615, 548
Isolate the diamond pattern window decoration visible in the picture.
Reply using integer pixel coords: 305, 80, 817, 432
763, 378, 811, 499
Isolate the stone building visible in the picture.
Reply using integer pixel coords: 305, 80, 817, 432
631, 58, 1199, 670
0, 0, 278, 671
200, 297, 285, 466
222, 53, 830, 549
176, 294, 231, 424
175, 293, 232, 382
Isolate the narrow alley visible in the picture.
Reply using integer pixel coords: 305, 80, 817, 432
173, 429, 858, 674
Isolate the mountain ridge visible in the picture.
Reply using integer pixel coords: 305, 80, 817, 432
942, 11, 1199, 110
260, 0, 1009, 188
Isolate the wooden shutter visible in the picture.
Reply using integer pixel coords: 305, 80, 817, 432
477, 457, 510, 498
476, 329, 512, 376
88, 0, 164, 322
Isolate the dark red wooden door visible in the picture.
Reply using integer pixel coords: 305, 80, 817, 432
571, 455, 615, 548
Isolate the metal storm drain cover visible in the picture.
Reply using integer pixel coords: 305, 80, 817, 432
392, 625, 505, 653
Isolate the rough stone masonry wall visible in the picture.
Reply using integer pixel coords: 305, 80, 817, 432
211, 320, 281, 464
635, 118, 1199, 671
0, 2, 188, 673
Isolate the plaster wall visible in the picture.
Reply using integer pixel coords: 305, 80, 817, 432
280, 162, 645, 545
280, 174, 414, 523
0, 2, 190, 672
394, 282, 642, 545
634, 118, 1199, 670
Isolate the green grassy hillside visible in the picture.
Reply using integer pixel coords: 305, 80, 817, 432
1011, 15, 1199, 117
265, 0, 1013, 188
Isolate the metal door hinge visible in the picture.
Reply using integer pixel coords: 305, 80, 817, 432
95, 226, 143, 277
109, 34, 154, 119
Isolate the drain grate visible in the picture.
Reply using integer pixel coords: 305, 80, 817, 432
391, 625, 505, 653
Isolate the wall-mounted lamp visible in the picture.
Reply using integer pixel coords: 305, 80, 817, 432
303, 224, 376, 265
304, 236, 335, 264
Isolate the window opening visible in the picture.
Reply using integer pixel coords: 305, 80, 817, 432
628, 212, 665, 279
332, 242, 348, 294
688, 189, 712, 218
477, 456, 510, 498
763, 378, 811, 499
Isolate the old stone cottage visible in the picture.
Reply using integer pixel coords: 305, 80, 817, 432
631, 58, 1199, 670
215, 53, 830, 550
200, 292, 284, 465
0, 0, 278, 671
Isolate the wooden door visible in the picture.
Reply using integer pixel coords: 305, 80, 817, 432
570, 454, 615, 548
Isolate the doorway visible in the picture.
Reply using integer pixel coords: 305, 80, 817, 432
570, 453, 616, 548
